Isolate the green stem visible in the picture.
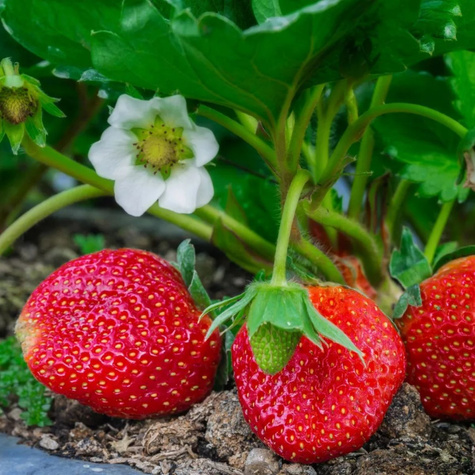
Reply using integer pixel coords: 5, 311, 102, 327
347, 75, 392, 219
195, 206, 275, 261
271, 170, 310, 286
292, 238, 345, 284
197, 105, 276, 169
324, 102, 467, 185
21, 136, 213, 241
0, 185, 108, 255
313, 81, 347, 181
424, 199, 455, 265
305, 206, 382, 285
345, 87, 359, 125
386, 179, 412, 241
287, 85, 324, 172
234, 110, 258, 133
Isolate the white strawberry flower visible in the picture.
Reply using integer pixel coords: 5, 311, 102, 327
89, 94, 218, 216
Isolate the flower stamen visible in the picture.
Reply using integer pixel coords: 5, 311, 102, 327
133, 117, 192, 178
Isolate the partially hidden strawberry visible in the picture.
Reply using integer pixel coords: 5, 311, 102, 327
232, 285, 405, 464
15, 248, 221, 419
397, 255, 475, 420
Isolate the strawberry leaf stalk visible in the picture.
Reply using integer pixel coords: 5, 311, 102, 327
203, 170, 361, 374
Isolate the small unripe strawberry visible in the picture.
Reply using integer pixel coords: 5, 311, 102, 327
15, 249, 221, 419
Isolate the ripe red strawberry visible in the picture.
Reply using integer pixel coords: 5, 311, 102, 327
397, 255, 475, 420
15, 248, 221, 419
232, 285, 405, 464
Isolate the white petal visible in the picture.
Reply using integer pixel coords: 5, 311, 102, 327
108, 95, 157, 129
151, 95, 193, 129
88, 127, 137, 180
194, 167, 214, 208
184, 125, 219, 166
114, 167, 166, 217
159, 164, 204, 214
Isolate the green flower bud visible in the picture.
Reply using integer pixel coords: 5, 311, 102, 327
0, 58, 65, 154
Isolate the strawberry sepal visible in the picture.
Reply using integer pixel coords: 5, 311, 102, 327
392, 283, 422, 319
202, 281, 363, 374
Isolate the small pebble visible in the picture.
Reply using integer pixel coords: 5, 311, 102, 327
244, 448, 280, 475
39, 435, 59, 451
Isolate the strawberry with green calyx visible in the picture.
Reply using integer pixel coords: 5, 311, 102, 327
16, 247, 221, 419
203, 170, 361, 375
232, 285, 406, 464
391, 229, 475, 419
0, 57, 65, 153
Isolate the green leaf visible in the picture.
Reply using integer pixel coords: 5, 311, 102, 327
446, 50, 475, 129
372, 70, 467, 202
73, 233, 105, 255
432, 245, 475, 272
433, 240, 458, 264
390, 227, 432, 288
213, 330, 236, 389
303, 295, 362, 360
251, 0, 282, 23
188, 270, 212, 311
176, 239, 196, 287
392, 284, 422, 319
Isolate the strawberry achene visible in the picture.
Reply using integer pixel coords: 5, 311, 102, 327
232, 285, 405, 463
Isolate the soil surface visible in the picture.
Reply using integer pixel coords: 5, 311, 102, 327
1, 210, 475, 475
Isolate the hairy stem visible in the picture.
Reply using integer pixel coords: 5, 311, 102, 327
292, 238, 345, 284
348, 75, 392, 219
271, 170, 310, 286
386, 179, 412, 242
424, 199, 455, 265
0, 185, 108, 255
197, 105, 276, 169
305, 206, 382, 285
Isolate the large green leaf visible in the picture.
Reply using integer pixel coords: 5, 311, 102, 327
3, 0, 475, 126
372, 70, 468, 202
446, 50, 475, 129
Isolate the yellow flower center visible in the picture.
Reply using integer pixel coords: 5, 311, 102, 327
133, 117, 193, 178
0, 86, 38, 124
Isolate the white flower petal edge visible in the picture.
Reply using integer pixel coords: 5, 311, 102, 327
194, 167, 214, 208
108, 95, 157, 129
88, 127, 137, 180
159, 163, 213, 214
152, 95, 193, 129
114, 167, 166, 217
184, 124, 219, 167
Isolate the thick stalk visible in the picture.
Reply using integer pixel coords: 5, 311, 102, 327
197, 105, 276, 169
271, 170, 310, 286
0, 185, 108, 255
424, 199, 455, 264
292, 238, 345, 284
287, 85, 324, 172
347, 75, 392, 219
306, 206, 382, 285
21, 136, 213, 241
386, 179, 412, 241
195, 206, 275, 261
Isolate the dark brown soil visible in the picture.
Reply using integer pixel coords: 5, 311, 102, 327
1, 212, 474, 475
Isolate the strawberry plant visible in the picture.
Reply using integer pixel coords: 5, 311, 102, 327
0, 0, 475, 467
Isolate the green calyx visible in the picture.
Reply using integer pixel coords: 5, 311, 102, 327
0, 57, 65, 154
203, 281, 363, 375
